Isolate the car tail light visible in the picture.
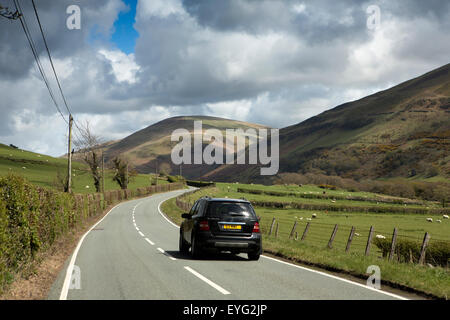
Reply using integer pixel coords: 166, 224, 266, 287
252, 222, 260, 233
199, 220, 210, 231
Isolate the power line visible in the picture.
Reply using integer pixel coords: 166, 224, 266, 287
31, 0, 72, 116
13, 0, 68, 124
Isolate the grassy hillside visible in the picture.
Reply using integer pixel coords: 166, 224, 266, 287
0, 143, 167, 194
102, 115, 269, 178
203, 64, 450, 184
279, 63, 450, 180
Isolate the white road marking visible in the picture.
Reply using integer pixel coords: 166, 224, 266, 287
136, 227, 139, 231
184, 266, 230, 295
138, 231, 145, 237
158, 201, 180, 229
59, 202, 123, 300
156, 247, 177, 260
145, 238, 155, 245
260, 255, 408, 300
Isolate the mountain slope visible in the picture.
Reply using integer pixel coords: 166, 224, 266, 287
103, 116, 269, 178
204, 63, 450, 182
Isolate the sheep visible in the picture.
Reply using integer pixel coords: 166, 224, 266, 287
437, 220, 442, 223
376, 235, 386, 239
443, 215, 449, 219
85, 185, 90, 189
299, 217, 303, 220
306, 218, 312, 221
331, 200, 336, 203
355, 233, 360, 236
312, 213, 317, 218
426, 218, 433, 222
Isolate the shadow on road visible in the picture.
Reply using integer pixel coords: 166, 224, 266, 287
166, 250, 249, 261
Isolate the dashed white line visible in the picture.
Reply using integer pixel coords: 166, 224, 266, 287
157, 247, 177, 260
138, 231, 145, 237
145, 238, 155, 245
184, 266, 230, 295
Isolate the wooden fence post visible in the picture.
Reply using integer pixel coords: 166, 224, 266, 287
327, 224, 338, 249
275, 222, 279, 238
289, 221, 298, 239
268, 217, 276, 236
388, 228, 398, 261
295, 232, 298, 240
419, 232, 431, 265
345, 226, 355, 253
365, 226, 374, 256
301, 222, 310, 241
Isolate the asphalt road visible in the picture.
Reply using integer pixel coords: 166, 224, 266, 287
48, 188, 407, 300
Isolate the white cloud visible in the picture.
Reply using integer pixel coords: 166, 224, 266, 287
98, 49, 140, 84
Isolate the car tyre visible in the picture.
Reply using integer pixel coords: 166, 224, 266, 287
191, 234, 202, 259
248, 251, 260, 261
179, 230, 189, 254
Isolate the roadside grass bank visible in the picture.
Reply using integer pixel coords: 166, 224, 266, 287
161, 186, 450, 299
0, 143, 168, 194
0, 174, 185, 299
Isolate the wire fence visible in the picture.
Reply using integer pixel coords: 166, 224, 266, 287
260, 217, 450, 267
175, 189, 450, 268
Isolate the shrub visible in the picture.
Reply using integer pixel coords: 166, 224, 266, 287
374, 237, 450, 267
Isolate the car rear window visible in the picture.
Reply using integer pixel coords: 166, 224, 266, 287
206, 202, 256, 218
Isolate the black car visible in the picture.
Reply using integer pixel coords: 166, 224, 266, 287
179, 197, 262, 260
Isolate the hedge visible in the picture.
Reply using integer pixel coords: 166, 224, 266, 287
374, 237, 450, 267
236, 187, 427, 206
186, 180, 216, 188
0, 174, 184, 293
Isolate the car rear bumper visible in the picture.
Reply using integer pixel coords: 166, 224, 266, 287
197, 232, 262, 253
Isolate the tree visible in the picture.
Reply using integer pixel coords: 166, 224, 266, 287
74, 121, 103, 193
112, 157, 136, 190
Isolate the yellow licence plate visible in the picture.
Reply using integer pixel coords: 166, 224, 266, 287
223, 224, 242, 230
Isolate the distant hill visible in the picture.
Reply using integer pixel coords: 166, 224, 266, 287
102, 116, 269, 179
204, 63, 450, 182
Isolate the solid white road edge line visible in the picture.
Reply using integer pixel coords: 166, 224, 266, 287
260, 255, 407, 300
145, 237, 155, 245
158, 201, 180, 229
59, 201, 124, 300
157, 198, 408, 300
184, 266, 230, 295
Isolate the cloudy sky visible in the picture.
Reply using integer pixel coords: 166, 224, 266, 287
0, 0, 449, 156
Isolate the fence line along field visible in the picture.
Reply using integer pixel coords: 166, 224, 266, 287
166, 182, 450, 298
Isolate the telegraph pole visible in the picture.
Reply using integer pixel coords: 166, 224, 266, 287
66, 114, 73, 193
101, 150, 105, 193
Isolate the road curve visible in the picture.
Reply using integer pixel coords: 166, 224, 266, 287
48, 188, 407, 300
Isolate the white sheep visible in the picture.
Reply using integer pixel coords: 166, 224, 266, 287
299, 217, 303, 220
426, 218, 433, 222
85, 185, 90, 189
312, 213, 317, 218
443, 215, 449, 219
355, 233, 360, 236
437, 219, 442, 223
376, 234, 386, 239
306, 218, 312, 221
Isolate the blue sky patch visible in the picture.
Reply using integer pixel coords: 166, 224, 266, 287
111, 0, 139, 54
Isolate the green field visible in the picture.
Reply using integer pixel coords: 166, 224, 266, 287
162, 182, 450, 298
0, 143, 166, 194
